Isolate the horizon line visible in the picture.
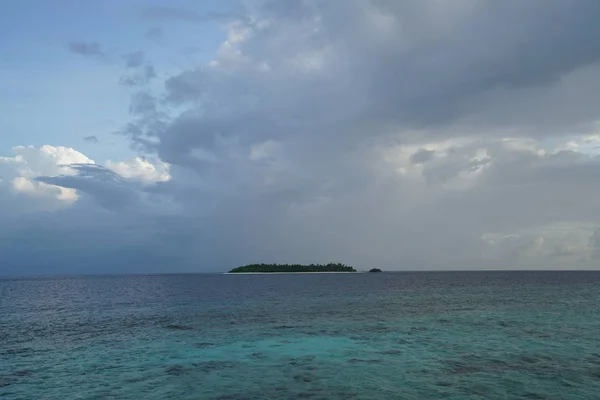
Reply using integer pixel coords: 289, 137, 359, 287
2, 268, 600, 280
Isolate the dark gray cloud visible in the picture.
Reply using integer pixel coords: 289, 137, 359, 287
0, 210, 193, 275
145, 26, 163, 42
120, 65, 156, 87
354, 1, 600, 127
83, 135, 99, 143
36, 164, 139, 210
128, 91, 158, 116
67, 41, 104, 56
120, 51, 156, 87
125, 51, 145, 68
410, 149, 435, 165
123, 0, 600, 165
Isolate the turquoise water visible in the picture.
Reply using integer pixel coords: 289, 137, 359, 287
2, 271, 600, 399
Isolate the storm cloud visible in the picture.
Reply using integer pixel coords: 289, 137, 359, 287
4, 0, 600, 274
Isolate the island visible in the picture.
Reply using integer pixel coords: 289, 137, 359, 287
368, 268, 383, 273
228, 263, 357, 273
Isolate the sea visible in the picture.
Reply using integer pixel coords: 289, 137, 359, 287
1, 271, 600, 400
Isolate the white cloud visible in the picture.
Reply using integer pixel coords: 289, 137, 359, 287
0, 145, 93, 211
482, 222, 597, 269
105, 157, 171, 184
0, 146, 174, 214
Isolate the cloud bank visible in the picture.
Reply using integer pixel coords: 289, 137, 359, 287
4, 0, 600, 274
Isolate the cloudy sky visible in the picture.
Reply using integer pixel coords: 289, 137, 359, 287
2, 0, 600, 275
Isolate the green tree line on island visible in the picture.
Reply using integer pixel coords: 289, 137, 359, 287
229, 263, 357, 273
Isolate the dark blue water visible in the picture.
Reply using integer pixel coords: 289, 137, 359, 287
2, 271, 600, 399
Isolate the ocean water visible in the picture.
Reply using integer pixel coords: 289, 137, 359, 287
2, 271, 600, 400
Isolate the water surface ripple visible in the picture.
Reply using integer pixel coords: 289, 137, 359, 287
2, 271, 600, 399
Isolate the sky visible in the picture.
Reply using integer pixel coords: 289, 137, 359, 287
2, 0, 600, 275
